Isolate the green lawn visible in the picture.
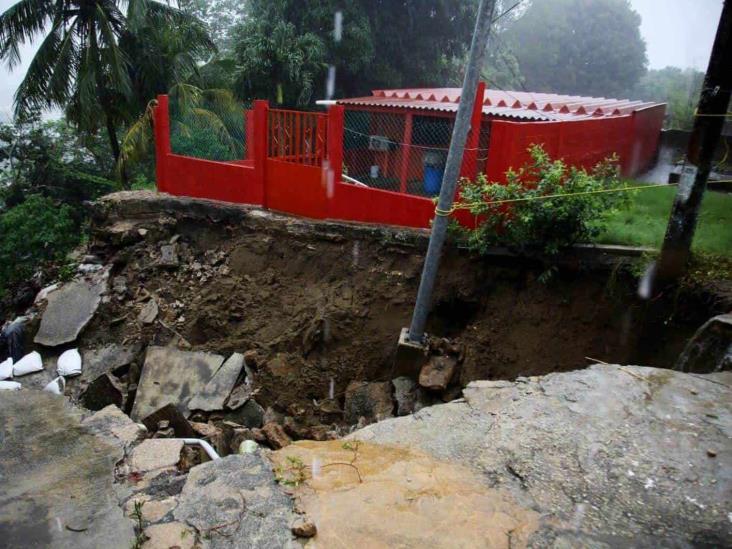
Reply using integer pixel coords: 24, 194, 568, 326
597, 185, 732, 256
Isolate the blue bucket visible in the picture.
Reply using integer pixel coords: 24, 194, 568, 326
424, 165, 444, 195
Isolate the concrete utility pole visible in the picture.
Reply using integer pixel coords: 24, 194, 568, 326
402, 0, 497, 347
655, 0, 732, 286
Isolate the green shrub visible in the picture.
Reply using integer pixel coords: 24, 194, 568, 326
457, 145, 629, 257
0, 195, 80, 297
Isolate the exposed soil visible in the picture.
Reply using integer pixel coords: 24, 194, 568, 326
72, 192, 728, 432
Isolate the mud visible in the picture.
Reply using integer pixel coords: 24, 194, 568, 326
272, 441, 540, 548
78, 192, 727, 432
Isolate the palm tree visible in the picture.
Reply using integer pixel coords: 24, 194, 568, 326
0, 0, 213, 168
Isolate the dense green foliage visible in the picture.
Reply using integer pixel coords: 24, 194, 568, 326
457, 146, 627, 257
0, 0, 214, 170
230, 0, 479, 107
630, 67, 704, 130
0, 195, 79, 298
502, 0, 647, 97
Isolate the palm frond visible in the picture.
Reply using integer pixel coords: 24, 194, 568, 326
0, 0, 55, 68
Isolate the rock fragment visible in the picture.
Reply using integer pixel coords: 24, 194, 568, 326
188, 352, 244, 412
419, 355, 457, 391
262, 422, 292, 449
82, 405, 147, 450
129, 439, 184, 474
344, 381, 394, 424
141, 403, 197, 438
138, 298, 159, 325
291, 517, 317, 538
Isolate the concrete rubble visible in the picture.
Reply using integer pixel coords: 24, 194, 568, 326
34, 269, 109, 347
131, 347, 224, 420
188, 352, 245, 412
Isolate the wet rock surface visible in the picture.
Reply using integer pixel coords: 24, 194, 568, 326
0, 391, 135, 549
173, 454, 296, 548
350, 365, 732, 546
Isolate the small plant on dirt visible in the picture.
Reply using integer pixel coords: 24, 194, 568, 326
275, 455, 308, 487
130, 500, 147, 549
455, 145, 629, 259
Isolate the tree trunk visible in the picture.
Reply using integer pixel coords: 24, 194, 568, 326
105, 114, 129, 189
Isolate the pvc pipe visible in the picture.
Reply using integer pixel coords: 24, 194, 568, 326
342, 173, 369, 187
178, 438, 220, 461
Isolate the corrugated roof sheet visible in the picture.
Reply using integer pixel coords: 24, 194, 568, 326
336, 88, 662, 121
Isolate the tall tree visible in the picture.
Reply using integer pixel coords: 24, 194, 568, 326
0, 0, 212, 167
230, 0, 479, 107
504, 0, 647, 97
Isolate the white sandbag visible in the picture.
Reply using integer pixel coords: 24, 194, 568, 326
0, 357, 12, 380
43, 376, 66, 395
0, 380, 21, 391
12, 351, 43, 377
57, 348, 82, 377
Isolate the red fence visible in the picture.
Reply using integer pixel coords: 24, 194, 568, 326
154, 93, 663, 231
153, 95, 455, 229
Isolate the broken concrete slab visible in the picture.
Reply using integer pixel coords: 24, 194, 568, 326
131, 347, 224, 421
81, 405, 147, 451
0, 391, 135, 548
418, 355, 456, 391
81, 344, 141, 382
188, 352, 244, 412
142, 403, 197, 438
129, 439, 184, 474
676, 313, 732, 373
34, 270, 109, 347
350, 365, 732, 546
344, 381, 394, 424
174, 454, 296, 548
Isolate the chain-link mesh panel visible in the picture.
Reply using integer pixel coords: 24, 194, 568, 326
169, 97, 249, 162
344, 109, 456, 197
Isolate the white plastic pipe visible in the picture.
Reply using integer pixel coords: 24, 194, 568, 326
178, 438, 220, 461
341, 173, 369, 187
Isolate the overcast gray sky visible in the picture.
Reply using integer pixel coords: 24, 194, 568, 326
0, 0, 725, 121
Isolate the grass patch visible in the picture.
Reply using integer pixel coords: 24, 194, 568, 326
597, 185, 732, 256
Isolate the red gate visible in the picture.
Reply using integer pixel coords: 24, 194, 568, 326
268, 109, 327, 166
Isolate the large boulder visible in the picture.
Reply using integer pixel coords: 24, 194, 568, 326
350, 365, 732, 546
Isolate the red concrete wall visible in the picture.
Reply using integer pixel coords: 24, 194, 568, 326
485, 106, 665, 182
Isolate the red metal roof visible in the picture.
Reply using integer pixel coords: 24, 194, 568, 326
337, 88, 663, 121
